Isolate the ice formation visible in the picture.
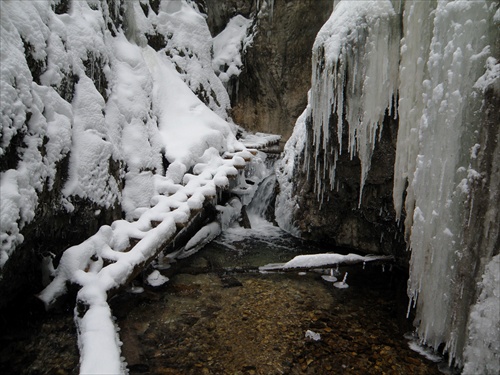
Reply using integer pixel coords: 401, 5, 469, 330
462, 255, 500, 374
277, 0, 499, 370
397, 1, 499, 368
275, 102, 308, 236
146, 270, 169, 287
306, 0, 400, 205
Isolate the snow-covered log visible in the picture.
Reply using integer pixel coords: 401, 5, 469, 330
260, 253, 394, 272
39, 149, 251, 373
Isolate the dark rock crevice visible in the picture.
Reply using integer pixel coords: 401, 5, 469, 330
291, 98, 406, 264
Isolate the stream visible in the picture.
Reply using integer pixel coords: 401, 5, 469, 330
0, 216, 443, 374
0, 156, 444, 374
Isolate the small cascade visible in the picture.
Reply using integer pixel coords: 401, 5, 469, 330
246, 173, 278, 226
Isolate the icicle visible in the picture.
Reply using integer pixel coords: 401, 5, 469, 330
269, 0, 275, 22
334, 272, 349, 289
401, 0, 498, 366
308, 0, 399, 204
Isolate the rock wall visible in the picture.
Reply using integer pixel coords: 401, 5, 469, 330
229, 0, 333, 140
277, 0, 499, 369
290, 106, 407, 261
276, 0, 404, 258
0, 0, 127, 306
197, 0, 257, 36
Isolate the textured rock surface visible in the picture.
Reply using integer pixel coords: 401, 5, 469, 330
197, 0, 257, 36
230, 0, 333, 140
291, 108, 406, 262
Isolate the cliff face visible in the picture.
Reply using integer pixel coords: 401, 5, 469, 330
276, 0, 499, 369
289, 104, 406, 260
228, 0, 333, 140
276, 0, 403, 257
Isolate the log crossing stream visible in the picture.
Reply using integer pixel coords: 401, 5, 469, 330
0, 141, 443, 374
0, 219, 444, 374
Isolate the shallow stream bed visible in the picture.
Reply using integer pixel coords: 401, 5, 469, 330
0, 223, 443, 374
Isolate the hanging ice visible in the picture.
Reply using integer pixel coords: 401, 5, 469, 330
277, 0, 499, 370
306, 0, 400, 205
396, 1, 499, 368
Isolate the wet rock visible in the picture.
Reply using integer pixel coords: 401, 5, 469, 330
128, 363, 150, 373
219, 275, 243, 288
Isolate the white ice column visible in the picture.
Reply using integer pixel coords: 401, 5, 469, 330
397, 0, 499, 366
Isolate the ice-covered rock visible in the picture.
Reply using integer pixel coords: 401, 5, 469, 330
277, 0, 500, 369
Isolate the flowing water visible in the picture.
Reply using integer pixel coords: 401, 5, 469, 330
0, 174, 444, 374
0, 220, 444, 374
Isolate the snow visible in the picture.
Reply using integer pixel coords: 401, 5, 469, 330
259, 253, 393, 272
77, 302, 125, 375
0, 0, 246, 265
212, 15, 253, 86
146, 270, 169, 287
0, 1, 77, 265
175, 222, 222, 259
142, 45, 242, 170
62, 76, 120, 207
462, 255, 500, 375
0, 171, 24, 266
238, 131, 281, 150
305, 330, 321, 342
0, 0, 246, 262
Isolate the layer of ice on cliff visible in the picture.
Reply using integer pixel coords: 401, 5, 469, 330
307, 0, 399, 205
396, 0, 499, 367
277, 0, 499, 369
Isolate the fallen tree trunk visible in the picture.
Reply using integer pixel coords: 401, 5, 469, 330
37, 150, 252, 374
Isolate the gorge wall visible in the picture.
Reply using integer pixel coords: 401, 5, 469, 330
199, 0, 333, 140
276, 0, 499, 371
231, 0, 333, 140
0, 0, 239, 307
0, 0, 330, 307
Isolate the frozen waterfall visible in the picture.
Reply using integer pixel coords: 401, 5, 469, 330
397, 1, 499, 369
306, 0, 400, 206
277, 0, 499, 371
